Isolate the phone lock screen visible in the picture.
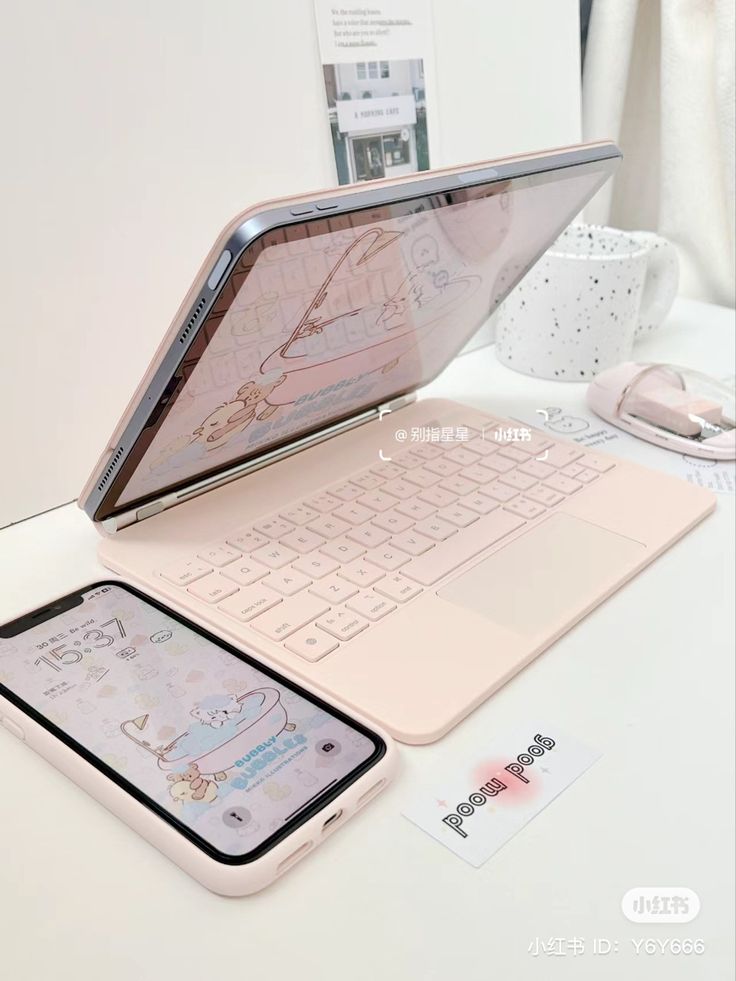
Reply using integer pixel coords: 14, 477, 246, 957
0, 584, 381, 859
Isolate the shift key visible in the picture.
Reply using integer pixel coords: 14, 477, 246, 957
402, 511, 525, 586
252, 594, 330, 641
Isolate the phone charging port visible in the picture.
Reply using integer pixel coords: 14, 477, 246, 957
322, 809, 342, 831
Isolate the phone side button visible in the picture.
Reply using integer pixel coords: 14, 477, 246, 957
0, 717, 25, 741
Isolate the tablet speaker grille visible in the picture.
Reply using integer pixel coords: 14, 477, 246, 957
97, 446, 124, 492
179, 297, 206, 344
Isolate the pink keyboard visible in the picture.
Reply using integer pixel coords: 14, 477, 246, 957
159, 424, 615, 663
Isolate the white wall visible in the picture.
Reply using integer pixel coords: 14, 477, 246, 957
0, 0, 581, 527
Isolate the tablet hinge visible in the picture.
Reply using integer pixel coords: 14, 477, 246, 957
100, 391, 417, 534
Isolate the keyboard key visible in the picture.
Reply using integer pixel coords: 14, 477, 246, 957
418, 486, 457, 508
439, 475, 478, 496
280, 528, 325, 554
365, 546, 410, 571
574, 467, 599, 484
160, 559, 212, 587
497, 445, 531, 463
423, 458, 461, 477
544, 473, 582, 495
253, 516, 294, 539
410, 444, 444, 460
186, 573, 239, 603
543, 444, 584, 468
250, 543, 299, 570
316, 609, 369, 641
333, 502, 374, 525
284, 626, 338, 662
346, 592, 396, 622
479, 454, 516, 474
330, 481, 364, 502
504, 497, 547, 520
218, 585, 281, 622
392, 530, 435, 556
292, 553, 341, 578
404, 467, 441, 489
579, 454, 615, 473
561, 463, 585, 478
445, 446, 481, 467
306, 514, 351, 540
466, 436, 498, 456
374, 575, 422, 603
252, 594, 330, 641
338, 559, 385, 587
358, 490, 399, 512
351, 470, 385, 490
382, 477, 418, 500
371, 462, 404, 480
196, 544, 241, 568
320, 538, 365, 563
346, 524, 392, 548
459, 464, 493, 484
481, 482, 518, 503
526, 485, 565, 507
225, 528, 268, 552
414, 517, 458, 541
497, 470, 538, 492
442, 426, 477, 446
221, 558, 270, 587
437, 504, 479, 528
309, 575, 358, 603
520, 432, 554, 456
263, 569, 312, 596
403, 511, 525, 586
518, 460, 555, 480
280, 504, 319, 526
463, 493, 499, 515
395, 498, 436, 520
371, 509, 414, 534
394, 451, 424, 469
305, 492, 341, 513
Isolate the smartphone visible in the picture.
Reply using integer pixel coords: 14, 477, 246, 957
0, 581, 396, 895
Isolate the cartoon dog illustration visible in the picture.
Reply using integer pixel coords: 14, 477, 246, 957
191, 370, 286, 451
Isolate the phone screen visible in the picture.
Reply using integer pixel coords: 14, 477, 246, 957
0, 583, 382, 861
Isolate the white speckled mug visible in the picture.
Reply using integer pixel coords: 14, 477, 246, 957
495, 224, 679, 380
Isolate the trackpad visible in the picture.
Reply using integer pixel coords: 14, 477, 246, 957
438, 513, 645, 636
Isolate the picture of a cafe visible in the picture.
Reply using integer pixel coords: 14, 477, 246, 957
322, 59, 429, 184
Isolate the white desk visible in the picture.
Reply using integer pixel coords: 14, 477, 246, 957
1, 298, 733, 981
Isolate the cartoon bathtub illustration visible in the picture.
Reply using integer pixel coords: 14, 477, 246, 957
120, 688, 294, 777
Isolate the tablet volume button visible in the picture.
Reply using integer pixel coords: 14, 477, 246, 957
1, 717, 25, 741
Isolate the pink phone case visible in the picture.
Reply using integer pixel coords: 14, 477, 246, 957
0, 595, 398, 896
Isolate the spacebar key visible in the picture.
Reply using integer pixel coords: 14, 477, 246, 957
403, 511, 525, 586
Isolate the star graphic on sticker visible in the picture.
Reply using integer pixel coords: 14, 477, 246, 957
541, 767, 550, 773
436, 799, 448, 808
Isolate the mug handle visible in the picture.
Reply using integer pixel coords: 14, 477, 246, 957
629, 231, 679, 335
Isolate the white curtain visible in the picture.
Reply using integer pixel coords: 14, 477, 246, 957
582, 0, 735, 307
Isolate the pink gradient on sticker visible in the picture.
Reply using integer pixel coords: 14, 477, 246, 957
471, 758, 540, 805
